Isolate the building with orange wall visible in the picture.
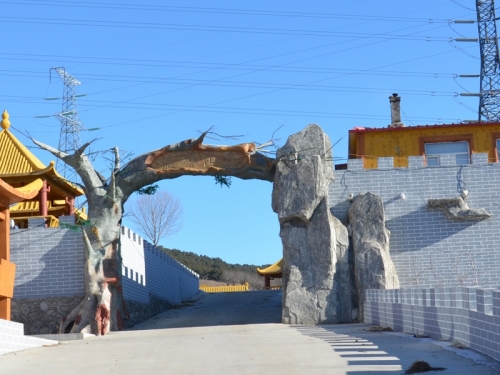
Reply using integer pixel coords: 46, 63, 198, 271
348, 94, 500, 169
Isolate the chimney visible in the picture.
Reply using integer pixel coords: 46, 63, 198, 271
389, 93, 404, 128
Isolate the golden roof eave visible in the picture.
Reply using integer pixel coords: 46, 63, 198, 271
257, 258, 283, 276
0, 126, 83, 197
0, 161, 84, 197
0, 178, 41, 205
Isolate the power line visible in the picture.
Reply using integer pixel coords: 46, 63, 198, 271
2, 16, 452, 41
0, 65, 458, 78
0, 0, 452, 23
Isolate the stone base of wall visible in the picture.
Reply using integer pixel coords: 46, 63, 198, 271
11, 295, 85, 335
11, 293, 184, 333
124, 294, 171, 328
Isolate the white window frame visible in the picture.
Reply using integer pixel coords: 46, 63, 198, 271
424, 141, 470, 166
496, 139, 500, 162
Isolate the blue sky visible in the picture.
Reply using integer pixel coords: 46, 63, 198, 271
1, 0, 483, 265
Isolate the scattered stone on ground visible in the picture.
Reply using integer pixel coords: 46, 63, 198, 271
365, 326, 393, 331
404, 360, 445, 374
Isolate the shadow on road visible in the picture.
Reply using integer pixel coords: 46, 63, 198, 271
294, 324, 499, 375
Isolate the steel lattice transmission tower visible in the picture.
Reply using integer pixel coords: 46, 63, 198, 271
476, 0, 500, 121
53, 67, 85, 180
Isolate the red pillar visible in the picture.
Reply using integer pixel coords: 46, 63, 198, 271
264, 276, 270, 289
66, 197, 75, 215
39, 180, 49, 217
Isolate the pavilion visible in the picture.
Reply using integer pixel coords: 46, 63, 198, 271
0, 110, 85, 228
256, 258, 283, 290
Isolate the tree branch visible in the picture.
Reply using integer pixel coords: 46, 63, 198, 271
116, 133, 276, 201
108, 147, 120, 202
31, 138, 69, 160
31, 138, 106, 196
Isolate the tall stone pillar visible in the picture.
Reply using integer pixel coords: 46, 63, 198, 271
272, 124, 339, 324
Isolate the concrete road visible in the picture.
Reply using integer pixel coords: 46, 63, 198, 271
0, 290, 499, 375
132, 289, 282, 329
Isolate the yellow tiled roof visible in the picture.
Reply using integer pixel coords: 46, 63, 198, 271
0, 129, 46, 174
256, 258, 283, 276
0, 114, 83, 197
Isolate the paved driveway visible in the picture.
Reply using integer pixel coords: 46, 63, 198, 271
0, 291, 499, 375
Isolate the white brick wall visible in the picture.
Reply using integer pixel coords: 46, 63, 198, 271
330, 154, 500, 288
120, 227, 200, 304
0, 319, 57, 356
365, 287, 500, 361
11, 224, 199, 306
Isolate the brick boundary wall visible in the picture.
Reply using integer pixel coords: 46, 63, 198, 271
364, 287, 500, 362
10, 217, 86, 298
329, 153, 500, 288
10, 220, 199, 333
121, 226, 200, 305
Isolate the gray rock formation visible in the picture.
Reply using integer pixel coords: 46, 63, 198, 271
273, 124, 339, 324
348, 192, 399, 321
427, 197, 492, 221
332, 216, 357, 323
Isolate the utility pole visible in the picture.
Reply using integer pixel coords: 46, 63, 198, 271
456, 0, 500, 121
52, 67, 85, 180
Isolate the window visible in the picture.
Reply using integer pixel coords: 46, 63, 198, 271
497, 139, 500, 161
425, 141, 470, 166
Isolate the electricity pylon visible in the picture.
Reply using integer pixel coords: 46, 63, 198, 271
476, 0, 500, 121
53, 67, 85, 180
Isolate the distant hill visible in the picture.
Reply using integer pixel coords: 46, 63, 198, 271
156, 246, 279, 290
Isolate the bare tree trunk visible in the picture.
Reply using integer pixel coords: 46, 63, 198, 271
33, 132, 275, 335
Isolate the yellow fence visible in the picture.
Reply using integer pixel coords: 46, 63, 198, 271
264, 285, 282, 290
13, 215, 59, 228
200, 282, 249, 293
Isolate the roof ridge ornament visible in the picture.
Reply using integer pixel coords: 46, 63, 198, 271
1, 110, 10, 130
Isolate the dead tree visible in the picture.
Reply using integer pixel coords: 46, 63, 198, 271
33, 132, 275, 335
129, 191, 183, 246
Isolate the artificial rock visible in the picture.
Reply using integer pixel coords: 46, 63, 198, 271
273, 124, 339, 324
332, 216, 357, 323
427, 197, 492, 221
348, 192, 399, 321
